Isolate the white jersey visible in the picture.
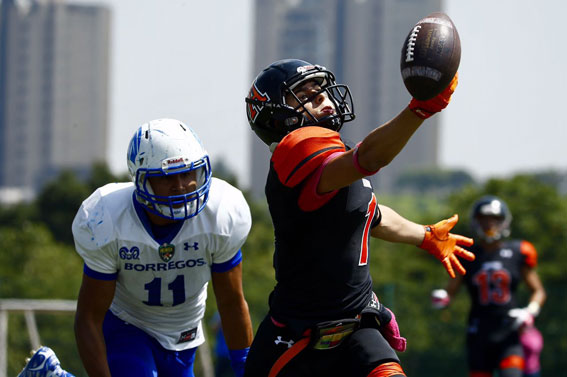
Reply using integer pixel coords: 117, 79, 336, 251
72, 177, 251, 350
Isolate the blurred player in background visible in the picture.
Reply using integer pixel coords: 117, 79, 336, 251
431, 195, 546, 377
243, 58, 473, 377
69, 119, 252, 377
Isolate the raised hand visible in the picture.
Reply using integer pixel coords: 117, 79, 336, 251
419, 214, 475, 278
409, 73, 458, 119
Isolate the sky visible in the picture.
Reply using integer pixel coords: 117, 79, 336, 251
443, 1, 567, 181
78, 0, 566, 188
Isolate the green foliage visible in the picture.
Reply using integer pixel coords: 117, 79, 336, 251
27, 162, 130, 245
87, 161, 129, 191
212, 159, 240, 188
0, 223, 84, 376
0, 201, 38, 228
239, 194, 276, 329
394, 167, 477, 194
36, 170, 91, 244
447, 174, 567, 279
0, 162, 125, 376
1, 165, 565, 376
0, 224, 82, 298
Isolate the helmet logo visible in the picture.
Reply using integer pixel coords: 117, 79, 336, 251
247, 83, 270, 122
162, 157, 188, 171
166, 157, 183, 164
479, 200, 503, 216
297, 65, 317, 73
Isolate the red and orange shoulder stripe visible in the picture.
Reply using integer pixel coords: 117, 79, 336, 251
520, 240, 538, 268
271, 126, 346, 188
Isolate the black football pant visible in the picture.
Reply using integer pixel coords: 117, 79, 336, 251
244, 314, 400, 377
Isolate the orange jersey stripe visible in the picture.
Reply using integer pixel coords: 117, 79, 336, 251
297, 151, 342, 212
500, 354, 525, 370
520, 240, 538, 267
367, 361, 406, 377
268, 334, 311, 377
272, 126, 345, 188
469, 372, 492, 377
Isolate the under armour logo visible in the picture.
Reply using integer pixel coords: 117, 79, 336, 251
184, 242, 199, 251
274, 336, 294, 348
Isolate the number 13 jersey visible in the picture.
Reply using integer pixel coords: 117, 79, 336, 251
462, 240, 537, 320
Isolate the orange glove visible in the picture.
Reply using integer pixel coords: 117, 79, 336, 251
419, 214, 475, 278
409, 73, 458, 119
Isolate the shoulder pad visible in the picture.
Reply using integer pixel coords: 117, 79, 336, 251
72, 183, 131, 250
271, 126, 345, 187
520, 240, 538, 268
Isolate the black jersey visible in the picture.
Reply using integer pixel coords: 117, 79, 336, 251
266, 126, 381, 324
462, 239, 538, 321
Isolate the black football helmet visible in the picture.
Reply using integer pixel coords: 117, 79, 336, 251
245, 59, 355, 146
470, 195, 512, 242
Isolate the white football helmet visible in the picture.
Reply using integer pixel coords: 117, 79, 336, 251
127, 119, 212, 220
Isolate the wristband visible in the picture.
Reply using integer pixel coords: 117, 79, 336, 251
353, 143, 380, 176
527, 301, 541, 317
408, 100, 434, 119
229, 348, 250, 377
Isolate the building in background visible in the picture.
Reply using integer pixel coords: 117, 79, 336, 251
249, 0, 442, 196
0, 0, 110, 201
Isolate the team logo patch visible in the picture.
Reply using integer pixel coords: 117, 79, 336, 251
119, 246, 140, 260
158, 243, 175, 262
177, 327, 198, 344
246, 83, 270, 122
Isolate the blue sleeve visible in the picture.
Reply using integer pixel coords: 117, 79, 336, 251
83, 263, 118, 280
211, 249, 242, 273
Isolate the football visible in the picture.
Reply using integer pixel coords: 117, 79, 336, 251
400, 12, 461, 100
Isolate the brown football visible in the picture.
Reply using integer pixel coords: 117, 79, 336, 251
400, 12, 461, 100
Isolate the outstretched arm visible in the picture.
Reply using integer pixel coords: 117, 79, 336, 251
522, 266, 547, 315
318, 108, 423, 193
74, 274, 115, 377
508, 267, 547, 329
318, 75, 458, 193
445, 274, 463, 298
371, 204, 475, 278
370, 204, 425, 244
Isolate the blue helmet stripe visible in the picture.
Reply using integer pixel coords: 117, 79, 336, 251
128, 127, 142, 164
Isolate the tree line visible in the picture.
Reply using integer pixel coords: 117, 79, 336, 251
0, 162, 565, 376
